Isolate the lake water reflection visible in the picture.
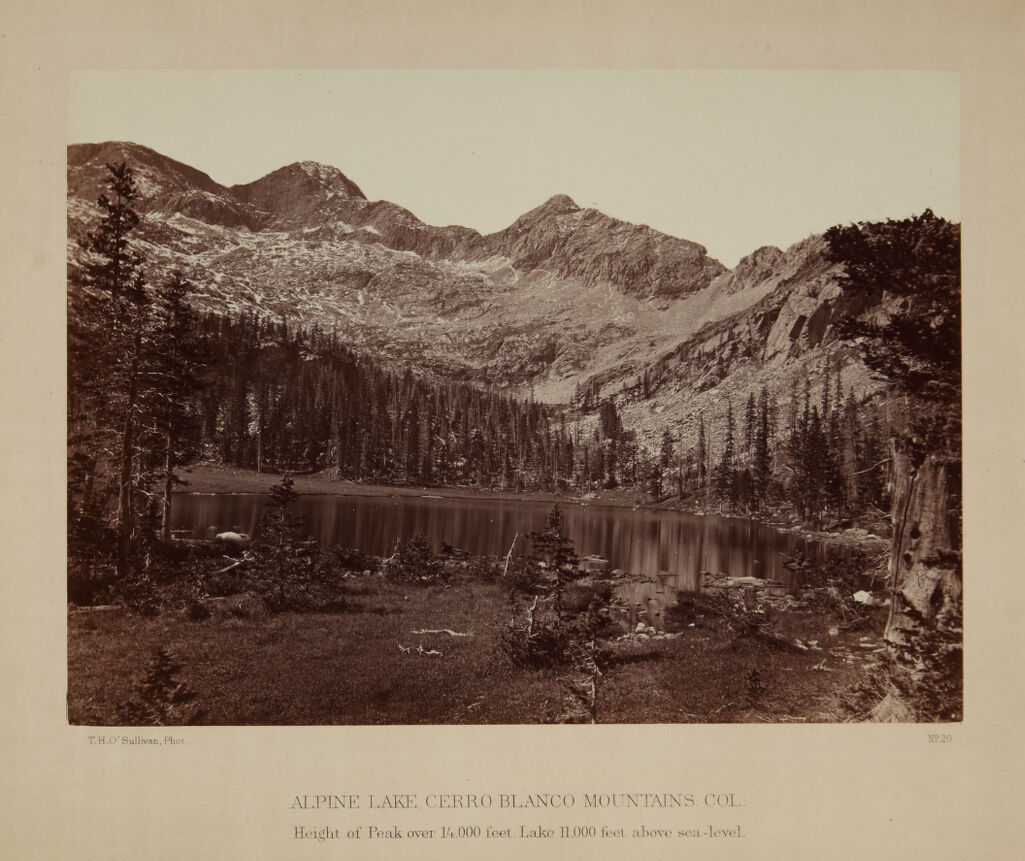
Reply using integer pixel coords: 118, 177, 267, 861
172, 492, 820, 595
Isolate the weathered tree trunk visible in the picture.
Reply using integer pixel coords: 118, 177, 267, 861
115, 355, 139, 579
160, 422, 174, 543
884, 438, 962, 643
873, 437, 962, 721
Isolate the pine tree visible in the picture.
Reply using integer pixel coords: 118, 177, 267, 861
744, 392, 756, 456
650, 428, 674, 502
597, 399, 622, 441
70, 161, 152, 579
147, 270, 204, 540
753, 387, 772, 509
787, 377, 812, 519
403, 398, 422, 485
659, 428, 675, 473
803, 407, 828, 522
695, 414, 708, 505
604, 439, 618, 489
118, 647, 206, 726
257, 475, 306, 602
527, 504, 581, 615
714, 402, 737, 511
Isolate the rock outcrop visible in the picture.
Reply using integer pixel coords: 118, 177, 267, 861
476, 194, 726, 300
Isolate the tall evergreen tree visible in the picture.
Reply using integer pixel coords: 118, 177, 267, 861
695, 413, 708, 503
715, 402, 737, 511
753, 387, 772, 509
743, 392, 756, 456
527, 504, 581, 615
70, 161, 152, 579
147, 270, 205, 540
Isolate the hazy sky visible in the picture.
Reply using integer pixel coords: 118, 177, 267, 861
68, 70, 959, 268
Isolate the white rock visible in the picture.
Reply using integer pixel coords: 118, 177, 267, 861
853, 590, 873, 605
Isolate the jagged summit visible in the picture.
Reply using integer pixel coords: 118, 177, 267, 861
741, 245, 785, 266
478, 190, 725, 300
296, 160, 363, 190
232, 161, 366, 204
539, 193, 580, 213
509, 193, 581, 223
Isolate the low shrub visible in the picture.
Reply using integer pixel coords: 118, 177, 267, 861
800, 547, 876, 630
117, 647, 207, 726
464, 555, 501, 582
561, 581, 612, 613
665, 591, 730, 627
68, 568, 114, 607
383, 534, 445, 585
500, 603, 570, 668
501, 584, 615, 670
109, 570, 161, 616
503, 558, 548, 594
332, 546, 378, 573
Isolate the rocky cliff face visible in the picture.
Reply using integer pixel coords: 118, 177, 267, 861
474, 194, 726, 300
604, 234, 896, 451
67, 142, 902, 438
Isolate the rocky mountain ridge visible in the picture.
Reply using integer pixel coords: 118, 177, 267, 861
67, 141, 919, 450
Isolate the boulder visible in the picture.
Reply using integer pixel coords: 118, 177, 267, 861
215, 531, 250, 551
580, 555, 610, 574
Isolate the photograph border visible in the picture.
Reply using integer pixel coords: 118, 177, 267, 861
3, 1, 1022, 858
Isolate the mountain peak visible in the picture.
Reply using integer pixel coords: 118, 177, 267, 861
539, 193, 579, 214
737, 245, 785, 269
507, 193, 580, 228
294, 161, 365, 195
235, 162, 366, 202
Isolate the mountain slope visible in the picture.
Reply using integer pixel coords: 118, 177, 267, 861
609, 235, 882, 449
474, 193, 725, 300
67, 141, 933, 451
67, 142, 739, 391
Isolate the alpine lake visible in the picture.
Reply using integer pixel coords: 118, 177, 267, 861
172, 492, 822, 632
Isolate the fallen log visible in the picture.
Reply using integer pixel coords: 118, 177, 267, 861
410, 628, 473, 637
211, 552, 254, 576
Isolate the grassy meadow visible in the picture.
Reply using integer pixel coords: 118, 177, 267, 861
68, 567, 887, 725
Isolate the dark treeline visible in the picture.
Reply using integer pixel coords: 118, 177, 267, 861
679, 369, 892, 524
168, 309, 893, 530
578, 363, 892, 527
189, 310, 582, 490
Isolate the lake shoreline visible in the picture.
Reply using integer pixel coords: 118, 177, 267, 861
176, 462, 890, 550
